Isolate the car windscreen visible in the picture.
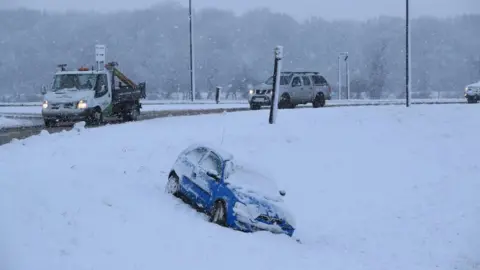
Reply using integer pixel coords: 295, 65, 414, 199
223, 160, 280, 198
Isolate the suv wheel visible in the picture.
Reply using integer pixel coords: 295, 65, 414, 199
313, 93, 326, 108
467, 96, 478, 104
249, 103, 261, 110
279, 94, 293, 109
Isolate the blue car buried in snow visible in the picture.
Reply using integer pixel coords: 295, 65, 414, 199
165, 144, 296, 237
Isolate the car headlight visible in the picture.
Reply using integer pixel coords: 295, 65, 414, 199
42, 100, 48, 109
77, 100, 88, 109
248, 89, 254, 95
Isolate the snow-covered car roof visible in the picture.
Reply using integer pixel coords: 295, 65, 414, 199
181, 143, 234, 161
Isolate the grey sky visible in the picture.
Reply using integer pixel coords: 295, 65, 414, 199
1, 0, 479, 21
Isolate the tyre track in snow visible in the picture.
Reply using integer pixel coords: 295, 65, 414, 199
0, 99, 467, 146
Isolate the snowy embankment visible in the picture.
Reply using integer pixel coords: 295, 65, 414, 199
0, 116, 32, 128
0, 104, 479, 270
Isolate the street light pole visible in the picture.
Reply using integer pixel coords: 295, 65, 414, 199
405, 0, 411, 107
344, 53, 350, 100
189, 0, 196, 102
338, 55, 341, 100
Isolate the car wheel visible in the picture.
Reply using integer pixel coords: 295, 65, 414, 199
313, 93, 326, 108
467, 96, 478, 104
165, 173, 180, 197
278, 94, 292, 109
249, 103, 261, 110
210, 200, 227, 227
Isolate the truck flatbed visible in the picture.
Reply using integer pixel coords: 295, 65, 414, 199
112, 82, 146, 103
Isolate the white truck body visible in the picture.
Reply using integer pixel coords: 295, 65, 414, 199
41, 45, 146, 126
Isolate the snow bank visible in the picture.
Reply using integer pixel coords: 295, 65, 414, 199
0, 116, 32, 128
1, 104, 479, 270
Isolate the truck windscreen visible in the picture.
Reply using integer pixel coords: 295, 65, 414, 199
52, 74, 97, 91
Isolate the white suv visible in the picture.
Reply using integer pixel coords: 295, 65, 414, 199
465, 81, 480, 103
247, 71, 332, 110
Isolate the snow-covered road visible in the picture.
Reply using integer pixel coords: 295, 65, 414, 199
0, 104, 479, 270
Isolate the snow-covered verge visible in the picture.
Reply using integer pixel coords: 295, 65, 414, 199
0, 116, 32, 128
0, 104, 479, 270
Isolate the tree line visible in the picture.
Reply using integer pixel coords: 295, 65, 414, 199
0, 4, 479, 101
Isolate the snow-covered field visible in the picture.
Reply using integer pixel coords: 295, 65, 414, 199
1, 104, 479, 270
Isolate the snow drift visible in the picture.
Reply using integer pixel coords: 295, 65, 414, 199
1, 104, 479, 270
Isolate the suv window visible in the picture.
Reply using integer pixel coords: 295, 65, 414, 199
291, 77, 302, 87
199, 152, 222, 177
302, 76, 311, 86
312, 75, 328, 86
185, 147, 208, 164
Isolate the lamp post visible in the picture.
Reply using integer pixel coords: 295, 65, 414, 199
405, 0, 411, 107
189, 0, 196, 102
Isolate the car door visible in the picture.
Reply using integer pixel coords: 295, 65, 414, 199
179, 147, 209, 203
197, 151, 223, 208
290, 76, 303, 103
302, 75, 314, 102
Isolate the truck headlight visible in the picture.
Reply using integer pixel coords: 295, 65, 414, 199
249, 89, 254, 95
42, 100, 48, 109
77, 100, 88, 109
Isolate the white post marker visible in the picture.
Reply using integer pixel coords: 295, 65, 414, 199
338, 55, 341, 100
95, 45, 106, 71
269, 45, 283, 125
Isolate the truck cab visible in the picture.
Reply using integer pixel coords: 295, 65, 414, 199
247, 71, 332, 110
41, 46, 146, 127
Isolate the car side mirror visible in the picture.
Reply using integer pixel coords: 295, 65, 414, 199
41, 85, 47, 95
279, 190, 286, 196
206, 170, 220, 181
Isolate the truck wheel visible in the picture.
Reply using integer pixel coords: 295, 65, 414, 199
44, 119, 56, 128
88, 108, 103, 126
123, 106, 140, 121
313, 93, 326, 108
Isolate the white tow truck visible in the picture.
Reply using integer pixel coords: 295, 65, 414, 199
41, 45, 146, 127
